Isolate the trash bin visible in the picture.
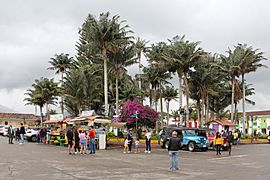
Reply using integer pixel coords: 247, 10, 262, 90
99, 134, 106, 150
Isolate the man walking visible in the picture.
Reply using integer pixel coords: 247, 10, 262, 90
145, 129, 152, 153
8, 125, 14, 144
89, 126, 96, 154
19, 123, 26, 144
66, 126, 74, 155
227, 131, 234, 156
168, 131, 181, 171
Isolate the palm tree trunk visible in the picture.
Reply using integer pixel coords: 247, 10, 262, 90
167, 101, 170, 125
206, 94, 209, 123
160, 90, 164, 128
46, 103, 49, 121
154, 86, 158, 133
177, 71, 183, 125
61, 71, 64, 116
103, 47, 109, 117
115, 77, 119, 116
39, 106, 43, 127
138, 54, 142, 90
183, 73, 189, 127
242, 74, 246, 134
231, 77, 235, 122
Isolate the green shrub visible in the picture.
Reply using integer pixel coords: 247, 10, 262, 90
258, 134, 268, 139
242, 135, 251, 139
106, 132, 115, 138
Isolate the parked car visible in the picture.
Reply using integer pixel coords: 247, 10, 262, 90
0, 126, 8, 136
201, 128, 229, 151
160, 127, 209, 152
25, 128, 39, 142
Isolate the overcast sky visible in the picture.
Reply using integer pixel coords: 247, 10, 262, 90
0, 0, 270, 114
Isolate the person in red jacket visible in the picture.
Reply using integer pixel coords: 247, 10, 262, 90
89, 126, 96, 154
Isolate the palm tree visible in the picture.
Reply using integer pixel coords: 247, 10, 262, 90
24, 78, 59, 126
108, 41, 137, 115
135, 37, 149, 90
24, 89, 46, 126
78, 12, 131, 117
163, 86, 178, 125
237, 44, 267, 133
48, 53, 74, 116
164, 36, 203, 126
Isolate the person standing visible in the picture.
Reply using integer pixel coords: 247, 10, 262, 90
79, 130, 87, 154
233, 131, 238, 145
19, 123, 26, 144
8, 125, 14, 144
89, 126, 96, 154
214, 132, 222, 155
66, 127, 74, 155
237, 130, 242, 145
39, 127, 44, 144
145, 130, 152, 153
74, 128, 80, 154
15, 128, 20, 141
227, 131, 234, 156
127, 130, 133, 153
158, 129, 163, 145
168, 131, 181, 171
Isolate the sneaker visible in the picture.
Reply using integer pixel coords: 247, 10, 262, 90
148, 151, 151, 154
145, 150, 148, 153
123, 152, 126, 154
19, 143, 22, 145
127, 151, 131, 154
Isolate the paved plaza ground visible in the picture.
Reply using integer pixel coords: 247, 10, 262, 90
0, 136, 270, 180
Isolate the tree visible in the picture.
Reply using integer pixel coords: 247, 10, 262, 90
77, 12, 131, 117
237, 44, 267, 133
48, 53, 74, 116
164, 36, 203, 126
108, 40, 136, 115
120, 98, 158, 129
24, 77, 59, 126
135, 37, 149, 90
163, 86, 178, 125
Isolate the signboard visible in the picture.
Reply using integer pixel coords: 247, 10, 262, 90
212, 123, 219, 132
50, 114, 63, 121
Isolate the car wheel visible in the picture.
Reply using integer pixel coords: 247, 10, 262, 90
31, 136, 37, 142
188, 142, 196, 152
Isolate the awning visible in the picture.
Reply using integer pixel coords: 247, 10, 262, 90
109, 122, 126, 128
94, 118, 111, 124
43, 120, 61, 124
208, 120, 235, 126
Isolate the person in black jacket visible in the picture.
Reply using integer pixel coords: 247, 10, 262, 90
227, 131, 234, 156
66, 127, 74, 155
74, 128, 80, 154
19, 123, 26, 144
168, 131, 181, 171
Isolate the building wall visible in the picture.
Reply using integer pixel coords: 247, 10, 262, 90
240, 115, 270, 135
0, 120, 36, 128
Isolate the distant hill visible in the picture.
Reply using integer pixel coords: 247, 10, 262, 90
0, 105, 16, 113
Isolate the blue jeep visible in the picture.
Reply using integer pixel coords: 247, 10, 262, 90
160, 127, 209, 152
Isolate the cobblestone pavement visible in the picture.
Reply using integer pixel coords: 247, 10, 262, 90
0, 136, 270, 180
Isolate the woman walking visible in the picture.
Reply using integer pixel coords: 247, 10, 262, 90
227, 131, 234, 156
145, 129, 152, 154
214, 132, 222, 155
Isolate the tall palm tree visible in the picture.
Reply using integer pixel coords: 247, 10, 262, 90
78, 12, 131, 117
48, 53, 74, 116
108, 41, 136, 115
237, 44, 267, 133
164, 36, 203, 126
24, 78, 59, 126
135, 37, 149, 90
163, 86, 178, 125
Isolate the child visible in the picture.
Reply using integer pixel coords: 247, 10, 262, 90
123, 138, 129, 154
134, 138, 140, 153
79, 130, 87, 155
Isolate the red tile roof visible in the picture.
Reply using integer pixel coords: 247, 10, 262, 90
0, 113, 39, 120
246, 110, 270, 116
208, 120, 235, 126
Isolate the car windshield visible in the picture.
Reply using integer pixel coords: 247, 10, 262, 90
183, 129, 196, 135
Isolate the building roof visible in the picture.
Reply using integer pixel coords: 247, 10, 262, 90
208, 120, 235, 126
0, 113, 39, 120
246, 110, 270, 116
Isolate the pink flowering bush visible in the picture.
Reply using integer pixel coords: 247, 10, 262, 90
120, 98, 158, 128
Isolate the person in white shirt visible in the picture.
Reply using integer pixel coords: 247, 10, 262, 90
145, 129, 152, 153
